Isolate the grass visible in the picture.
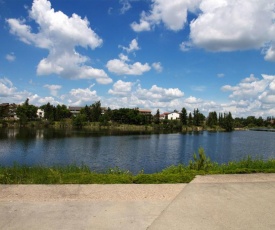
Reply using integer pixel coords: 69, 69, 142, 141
1, 149, 275, 184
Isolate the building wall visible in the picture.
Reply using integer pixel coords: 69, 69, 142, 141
167, 112, 180, 120
37, 109, 45, 119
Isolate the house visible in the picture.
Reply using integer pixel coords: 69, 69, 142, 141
68, 106, 108, 116
0, 103, 18, 120
68, 106, 83, 116
138, 109, 152, 116
167, 112, 181, 120
101, 107, 108, 115
160, 112, 170, 120
37, 109, 44, 119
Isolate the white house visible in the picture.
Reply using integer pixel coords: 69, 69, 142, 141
37, 109, 45, 119
167, 112, 180, 120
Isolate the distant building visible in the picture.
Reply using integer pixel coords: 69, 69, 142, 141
37, 109, 44, 119
138, 109, 152, 116
160, 112, 170, 120
0, 103, 18, 120
68, 106, 108, 116
68, 106, 83, 116
101, 107, 108, 115
167, 112, 181, 120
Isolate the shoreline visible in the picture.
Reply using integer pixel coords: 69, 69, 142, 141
1, 156, 275, 184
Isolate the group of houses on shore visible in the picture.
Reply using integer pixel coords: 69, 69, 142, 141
0, 103, 182, 121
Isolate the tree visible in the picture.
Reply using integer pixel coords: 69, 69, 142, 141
206, 111, 218, 128
100, 107, 112, 125
193, 108, 205, 126
218, 113, 224, 127
0, 104, 9, 119
222, 112, 234, 131
180, 107, 187, 125
80, 105, 91, 122
41, 103, 70, 121
16, 99, 37, 123
40, 102, 55, 121
90, 101, 102, 122
155, 109, 160, 124
188, 112, 193, 126
72, 114, 87, 128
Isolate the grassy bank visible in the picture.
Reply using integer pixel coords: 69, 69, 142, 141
1, 149, 275, 184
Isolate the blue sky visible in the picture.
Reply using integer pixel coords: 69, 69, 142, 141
1, 0, 275, 117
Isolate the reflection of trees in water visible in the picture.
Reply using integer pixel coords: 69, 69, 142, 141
16, 128, 37, 139
15, 128, 36, 157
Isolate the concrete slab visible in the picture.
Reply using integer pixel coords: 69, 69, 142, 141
1, 174, 275, 230
0, 184, 186, 230
148, 174, 275, 230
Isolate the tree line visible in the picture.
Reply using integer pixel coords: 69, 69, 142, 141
1, 99, 274, 131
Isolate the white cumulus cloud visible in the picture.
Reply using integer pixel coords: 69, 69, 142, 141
108, 80, 133, 96
65, 87, 100, 106
6, 0, 112, 84
190, 0, 275, 53
107, 38, 151, 75
221, 74, 275, 117
106, 58, 151, 75
5, 53, 16, 62
133, 0, 275, 62
44, 84, 62, 97
0, 77, 17, 97
136, 84, 184, 101
119, 39, 140, 53
131, 0, 201, 32
152, 62, 163, 73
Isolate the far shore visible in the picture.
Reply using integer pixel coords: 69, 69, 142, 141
0, 120, 251, 132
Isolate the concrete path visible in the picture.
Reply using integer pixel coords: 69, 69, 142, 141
1, 174, 275, 230
148, 174, 275, 230
0, 184, 185, 230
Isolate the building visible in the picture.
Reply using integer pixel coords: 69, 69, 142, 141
138, 109, 152, 116
0, 103, 18, 120
160, 112, 170, 120
68, 106, 83, 116
37, 109, 45, 119
167, 112, 181, 120
68, 106, 108, 116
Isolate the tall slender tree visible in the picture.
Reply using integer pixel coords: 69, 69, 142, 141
91, 101, 102, 122
155, 109, 160, 124
180, 107, 187, 125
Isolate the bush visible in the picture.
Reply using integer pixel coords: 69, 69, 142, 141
189, 147, 213, 171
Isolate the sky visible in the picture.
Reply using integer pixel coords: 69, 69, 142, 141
1, 0, 275, 118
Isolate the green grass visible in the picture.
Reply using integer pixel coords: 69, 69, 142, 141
1, 149, 275, 184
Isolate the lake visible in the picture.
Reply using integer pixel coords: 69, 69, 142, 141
0, 128, 275, 174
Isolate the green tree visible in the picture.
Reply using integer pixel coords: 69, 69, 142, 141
188, 112, 193, 126
55, 104, 71, 121
16, 99, 37, 123
0, 104, 9, 119
206, 111, 218, 128
218, 113, 224, 127
155, 109, 160, 124
90, 101, 102, 122
193, 108, 205, 126
40, 102, 55, 121
80, 105, 91, 122
222, 112, 234, 131
72, 114, 87, 128
180, 107, 187, 125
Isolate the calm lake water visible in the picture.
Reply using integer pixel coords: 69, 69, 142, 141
0, 128, 275, 174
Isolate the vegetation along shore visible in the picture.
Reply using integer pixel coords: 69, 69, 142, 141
1, 100, 274, 132
1, 148, 275, 184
